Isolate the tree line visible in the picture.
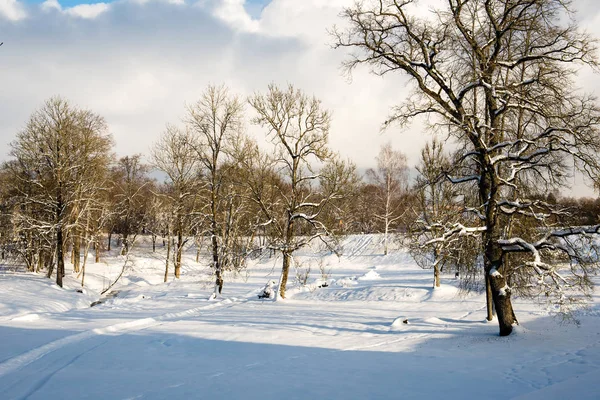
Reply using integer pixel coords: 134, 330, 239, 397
0, 85, 414, 299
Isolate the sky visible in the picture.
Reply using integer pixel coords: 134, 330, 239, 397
2, 0, 600, 197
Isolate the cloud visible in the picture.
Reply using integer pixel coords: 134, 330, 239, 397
65, 3, 111, 19
41, 0, 61, 11
40, 0, 110, 19
0, 0, 599, 197
0, 0, 27, 21
210, 0, 259, 32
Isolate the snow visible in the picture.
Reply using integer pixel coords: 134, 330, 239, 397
0, 234, 599, 399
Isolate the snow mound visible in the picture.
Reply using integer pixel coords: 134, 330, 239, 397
0, 273, 99, 320
357, 270, 381, 280
11, 313, 40, 322
335, 277, 358, 287
296, 285, 429, 302
391, 317, 410, 329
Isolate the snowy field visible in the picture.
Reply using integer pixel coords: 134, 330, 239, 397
0, 234, 599, 400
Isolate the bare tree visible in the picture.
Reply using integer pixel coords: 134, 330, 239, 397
152, 125, 202, 279
7, 97, 113, 287
367, 143, 408, 255
109, 155, 154, 255
186, 85, 246, 298
249, 84, 351, 299
335, 0, 600, 335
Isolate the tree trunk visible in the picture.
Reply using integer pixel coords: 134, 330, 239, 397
152, 234, 156, 252
37, 249, 44, 273
175, 228, 182, 278
47, 259, 54, 279
121, 233, 129, 256
383, 220, 389, 256
279, 251, 292, 299
164, 234, 171, 283
485, 274, 494, 321
212, 233, 223, 297
73, 234, 81, 273
81, 247, 88, 287
95, 241, 100, 263
489, 269, 515, 336
485, 239, 516, 335
433, 264, 440, 288
107, 232, 112, 252
196, 243, 200, 263
56, 182, 65, 287
56, 226, 65, 288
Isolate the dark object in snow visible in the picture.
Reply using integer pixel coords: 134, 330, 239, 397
258, 280, 276, 299
318, 282, 329, 288
403, 319, 409, 324
455, 272, 460, 279
76, 289, 84, 293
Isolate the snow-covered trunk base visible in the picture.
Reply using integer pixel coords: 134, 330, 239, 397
488, 266, 516, 336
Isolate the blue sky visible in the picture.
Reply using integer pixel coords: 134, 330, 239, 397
21, 0, 272, 18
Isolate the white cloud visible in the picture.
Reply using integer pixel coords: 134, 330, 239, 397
0, 0, 27, 21
39, 0, 111, 19
65, 3, 110, 19
41, 0, 61, 12
211, 0, 259, 32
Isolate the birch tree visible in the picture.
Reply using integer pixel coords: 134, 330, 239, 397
409, 139, 458, 287
367, 143, 408, 255
335, 0, 600, 335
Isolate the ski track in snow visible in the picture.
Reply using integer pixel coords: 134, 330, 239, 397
0, 290, 258, 379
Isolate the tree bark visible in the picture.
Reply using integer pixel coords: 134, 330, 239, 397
121, 233, 129, 256
279, 251, 292, 299
433, 264, 440, 288
56, 181, 65, 288
73, 234, 81, 273
489, 269, 515, 336
212, 233, 223, 297
485, 274, 494, 321
95, 241, 100, 263
175, 228, 182, 278
56, 226, 65, 288
164, 234, 171, 283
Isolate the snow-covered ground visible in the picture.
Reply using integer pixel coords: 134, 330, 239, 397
0, 234, 598, 399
